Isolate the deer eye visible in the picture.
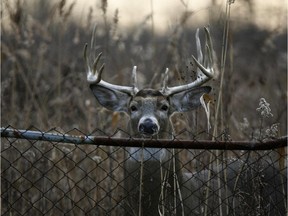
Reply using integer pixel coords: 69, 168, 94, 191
130, 105, 138, 112
161, 105, 169, 111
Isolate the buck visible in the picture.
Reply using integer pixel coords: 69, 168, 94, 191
85, 28, 214, 215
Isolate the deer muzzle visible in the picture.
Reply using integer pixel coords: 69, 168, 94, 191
138, 117, 159, 136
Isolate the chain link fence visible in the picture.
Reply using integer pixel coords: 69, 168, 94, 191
1, 126, 287, 215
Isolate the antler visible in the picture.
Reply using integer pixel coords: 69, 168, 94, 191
84, 43, 138, 95
161, 27, 214, 95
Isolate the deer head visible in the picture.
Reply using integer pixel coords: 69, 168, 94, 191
84, 28, 214, 138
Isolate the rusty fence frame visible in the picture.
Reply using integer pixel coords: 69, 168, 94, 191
1, 127, 287, 150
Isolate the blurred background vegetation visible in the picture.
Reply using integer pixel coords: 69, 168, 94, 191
1, 0, 287, 140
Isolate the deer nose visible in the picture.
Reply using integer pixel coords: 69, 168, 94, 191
138, 118, 159, 136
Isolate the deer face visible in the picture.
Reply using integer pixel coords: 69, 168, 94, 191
90, 86, 211, 137
129, 89, 168, 137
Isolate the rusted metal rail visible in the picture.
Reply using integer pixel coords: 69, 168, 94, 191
1, 127, 287, 150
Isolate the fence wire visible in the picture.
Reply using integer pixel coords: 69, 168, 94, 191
1, 126, 287, 216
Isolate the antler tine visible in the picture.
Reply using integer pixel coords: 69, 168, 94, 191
91, 25, 97, 51
161, 68, 169, 94
202, 27, 213, 73
161, 27, 214, 96
195, 28, 203, 69
92, 52, 105, 83
131, 66, 139, 94
204, 27, 214, 67
92, 52, 102, 72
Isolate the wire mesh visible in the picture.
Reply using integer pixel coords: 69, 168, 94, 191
1, 126, 287, 216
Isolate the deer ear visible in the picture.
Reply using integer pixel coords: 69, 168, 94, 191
90, 85, 131, 112
169, 86, 211, 113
